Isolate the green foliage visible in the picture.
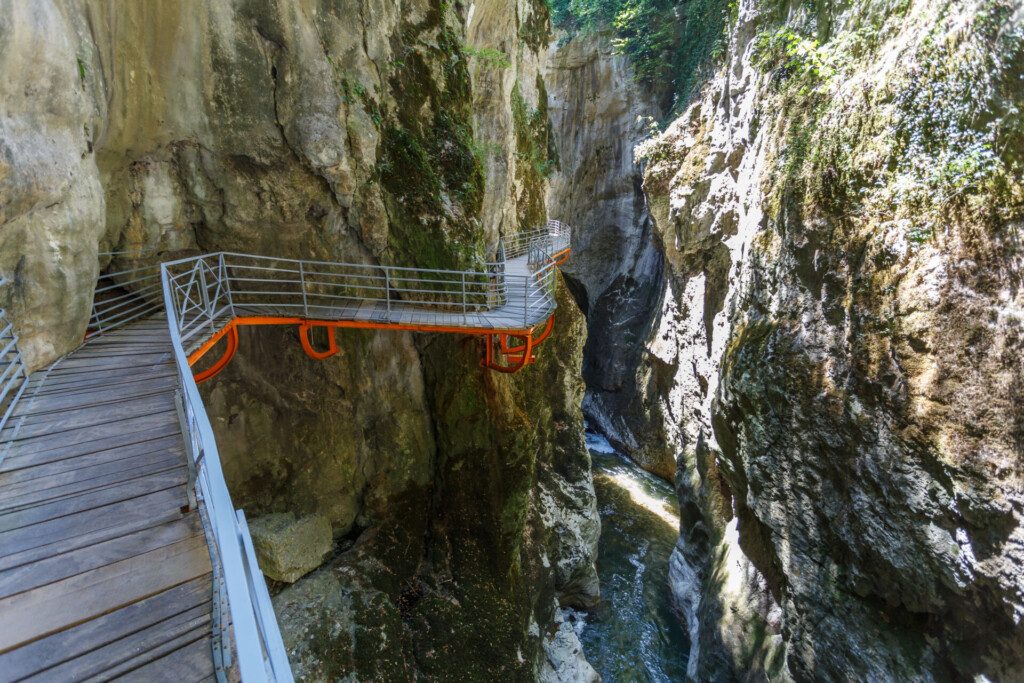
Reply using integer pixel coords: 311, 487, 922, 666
469, 139, 504, 165
611, 0, 676, 84
511, 82, 559, 181
76, 57, 86, 84
374, 15, 486, 270
752, 28, 835, 95
463, 45, 512, 70
672, 0, 735, 104
547, 0, 731, 108
511, 78, 558, 229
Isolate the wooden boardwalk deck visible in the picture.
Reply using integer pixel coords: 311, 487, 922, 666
0, 318, 217, 681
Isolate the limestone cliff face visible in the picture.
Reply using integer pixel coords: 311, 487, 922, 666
544, 33, 671, 479
0, 0, 598, 679
639, 0, 1024, 679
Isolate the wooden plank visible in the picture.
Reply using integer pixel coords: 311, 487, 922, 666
0, 534, 211, 652
26, 368, 177, 398
77, 337, 171, 351
9, 375, 177, 419
0, 575, 211, 680
54, 351, 172, 370
0, 421, 182, 473
0, 394, 176, 444
0, 435, 182, 486
39, 355, 172, 378
63, 345, 171, 359
0, 451, 184, 513
114, 633, 215, 682
0, 488, 187, 570
27, 365, 174, 393
0, 411, 179, 461
0, 446, 182, 505
35, 605, 212, 682
40, 358, 172, 380
0, 467, 187, 533
82, 334, 172, 344
0, 514, 203, 599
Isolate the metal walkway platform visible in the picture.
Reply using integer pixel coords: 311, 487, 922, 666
168, 221, 572, 377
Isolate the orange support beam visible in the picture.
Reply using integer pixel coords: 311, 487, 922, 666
192, 325, 239, 385
186, 313, 558, 383
550, 248, 571, 267
298, 322, 339, 360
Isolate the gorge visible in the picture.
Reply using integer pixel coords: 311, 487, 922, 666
1, 0, 1023, 681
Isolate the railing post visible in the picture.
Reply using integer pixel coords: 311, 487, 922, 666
523, 276, 529, 327
300, 262, 309, 318
199, 260, 213, 322
219, 253, 234, 316
385, 269, 391, 316
461, 272, 467, 319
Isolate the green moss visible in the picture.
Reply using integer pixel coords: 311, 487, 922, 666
374, 13, 486, 270
754, 0, 1024, 240
521, 0, 553, 50
463, 45, 512, 70
511, 77, 558, 230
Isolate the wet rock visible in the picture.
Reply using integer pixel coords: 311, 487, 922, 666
249, 512, 333, 584
539, 606, 600, 683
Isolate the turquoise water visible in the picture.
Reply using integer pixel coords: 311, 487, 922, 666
575, 431, 690, 681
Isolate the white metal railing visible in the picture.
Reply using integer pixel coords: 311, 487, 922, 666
0, 307, 28, 434
161, 267, 294, 683
88, 256, 163, 337
162, 220, 571, 351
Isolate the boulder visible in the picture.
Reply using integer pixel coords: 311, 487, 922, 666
249, 513, 333, 584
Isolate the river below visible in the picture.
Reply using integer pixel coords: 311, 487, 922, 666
570, 430, 690, 681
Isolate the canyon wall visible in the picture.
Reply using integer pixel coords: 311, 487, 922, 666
544, 33, 672, 479
0, 0, 598, 679
637, 0, 1024, 679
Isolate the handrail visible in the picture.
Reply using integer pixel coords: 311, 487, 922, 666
0, 308, 28, 436
161, 265, 294, 683
87, 256, 163, 337
162, 221, 571, 352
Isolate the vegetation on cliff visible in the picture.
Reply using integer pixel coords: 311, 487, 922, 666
547, 0, 732, 107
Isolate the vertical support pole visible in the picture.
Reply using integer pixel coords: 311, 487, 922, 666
461, 272, 467, 321
523, 276, 529, 327
300, 261, 309, 318
385, 269, 391, 316
199, 260, 212, 322
219, 253, 234, 317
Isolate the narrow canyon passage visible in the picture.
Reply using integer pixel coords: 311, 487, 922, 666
1, 0, 1022, 681
575, 429, 690, 681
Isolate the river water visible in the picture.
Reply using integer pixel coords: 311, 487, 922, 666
571, 430, 690, 681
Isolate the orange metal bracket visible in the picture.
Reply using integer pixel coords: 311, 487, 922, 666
550, 248, 571, 267
298, 322, 340, 360
500, 315, 554, 357
481, 331, 535, 373
191, 324, 239, 385
187, 312, 559, 382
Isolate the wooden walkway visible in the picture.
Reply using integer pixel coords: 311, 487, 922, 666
0, 318, 217, 681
